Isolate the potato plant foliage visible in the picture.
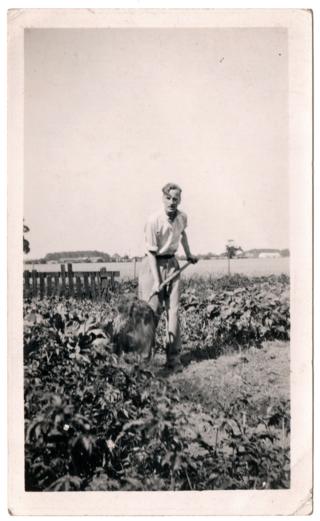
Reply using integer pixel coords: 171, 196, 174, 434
24, 274, 290, 491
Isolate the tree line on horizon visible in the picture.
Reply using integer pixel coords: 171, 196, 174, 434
24, 248, 290, 264
23, 220, 289, 263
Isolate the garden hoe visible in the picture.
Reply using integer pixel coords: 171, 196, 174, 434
147, 260, 192, 302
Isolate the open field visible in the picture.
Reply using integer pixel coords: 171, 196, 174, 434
24, 274, 290, 491
25, 256, 289, 278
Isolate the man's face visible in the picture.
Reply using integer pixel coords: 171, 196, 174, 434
163, 189, 181, 216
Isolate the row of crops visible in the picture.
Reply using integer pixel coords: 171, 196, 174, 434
24, 274, 290, 491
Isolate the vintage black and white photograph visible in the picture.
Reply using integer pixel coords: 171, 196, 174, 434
8, 8, 312, 516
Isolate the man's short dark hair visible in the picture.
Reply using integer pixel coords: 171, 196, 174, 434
162, 183, 182, 196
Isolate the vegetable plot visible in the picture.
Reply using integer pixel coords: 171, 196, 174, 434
178, 274, 289, 357
24, 274, 290, 491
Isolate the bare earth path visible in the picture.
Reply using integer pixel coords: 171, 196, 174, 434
154, 341, 289, 416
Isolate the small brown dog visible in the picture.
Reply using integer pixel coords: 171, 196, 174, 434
112, 295, 157, 361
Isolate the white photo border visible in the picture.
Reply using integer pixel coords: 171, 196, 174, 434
7, 8, 313, 516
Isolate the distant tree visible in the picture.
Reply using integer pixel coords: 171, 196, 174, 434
225, 240, 242, 275
23, 220, 30, 254
44, 251, 111, 262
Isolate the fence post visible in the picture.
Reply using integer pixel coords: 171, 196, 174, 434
76, 276, 82, 298
39, 273, 45, 299
67, 263, 74, 297
54, 273, 60, 296
99, 267, 108, 299
32, 270, 38, 298
90, 273, 96, 299
61, 264, 66, 296
84, 273, 90, 298
24, 270, 31, 298
47, 274, 52, 297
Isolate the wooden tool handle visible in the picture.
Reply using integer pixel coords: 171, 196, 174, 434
148, 260, 192, 301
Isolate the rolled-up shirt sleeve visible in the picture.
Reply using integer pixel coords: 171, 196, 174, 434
144, 218, 158, 253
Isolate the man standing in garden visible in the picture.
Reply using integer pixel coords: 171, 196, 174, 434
139, 183, 198, 372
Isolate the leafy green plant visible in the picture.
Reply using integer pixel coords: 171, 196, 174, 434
24, 274, 290, 491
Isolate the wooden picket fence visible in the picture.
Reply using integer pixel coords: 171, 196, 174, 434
23, 264, 120, 300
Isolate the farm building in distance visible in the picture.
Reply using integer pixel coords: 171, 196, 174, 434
258, 252, 281, 258
243, 248, 288, 259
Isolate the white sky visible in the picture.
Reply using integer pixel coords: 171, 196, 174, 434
24, 28, 288, 258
